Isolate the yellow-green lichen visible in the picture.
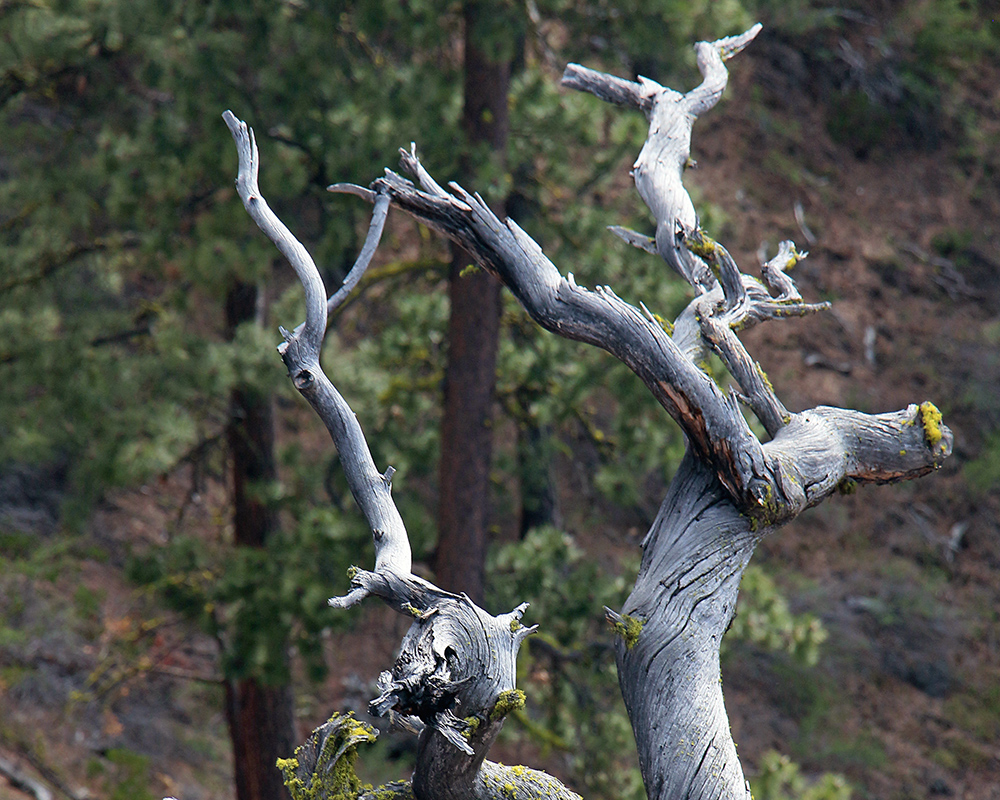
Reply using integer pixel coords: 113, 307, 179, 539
490, 689, 527, 721
509, 618, 523, 633
685, 230, 718, 262
755, 482, 777, 514
278, 713, 377, 800
366, 782, 415, 800
462, 715, 482, 740
653, 312, 675, 336
747, 482, 783, 532
784, 246, 801, 270
347, 565, 360, 581
401, 603, 422, 618
610, 613, 645, 650
755, 361, 774, 393
919, 401, 945, 450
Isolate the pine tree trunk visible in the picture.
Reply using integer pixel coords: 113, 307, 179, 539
435, 1, 510, 603
225, 677, 295, 800
224, 280, 294, 800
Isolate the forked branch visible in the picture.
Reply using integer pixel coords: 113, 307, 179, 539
562, 24, 761, 292
223, 111, 575, 800
223, 110, 409, 585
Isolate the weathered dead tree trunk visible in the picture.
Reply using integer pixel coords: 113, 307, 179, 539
222, 22, 952, 800
223, 113, 579, 800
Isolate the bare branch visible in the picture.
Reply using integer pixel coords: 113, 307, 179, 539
326, 193, 390, 315
0, 755, 53, 800
223, 111, 326, 356
608, 225, 657, 255
372, 163, 769, 505
562, 25, 760, 294
327, 182, 377, 203
223, 110, 411, 579
760, 241, 804, 302
673, 236, 827, 437
370, 143, 951, 526
224, 114, 573, 800
559, 64, 653, 113
687, 24, 762, 116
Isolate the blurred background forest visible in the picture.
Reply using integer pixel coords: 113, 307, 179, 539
1, 1, 998, 799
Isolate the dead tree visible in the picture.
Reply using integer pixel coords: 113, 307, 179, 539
222, 22, 952, 800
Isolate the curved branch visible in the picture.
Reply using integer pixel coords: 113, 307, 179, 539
371, 165, 769, 505
562, 25, 760, 294
677, 237, 828, 438
559, 63, 653, 113
223, 111, 411, 578
369, 130, 952, 532
760, 241, 804, 302
687, 24, 762, 116
328, 192, 390, 314
223, 111, 326, 356
225, 114, 577, 800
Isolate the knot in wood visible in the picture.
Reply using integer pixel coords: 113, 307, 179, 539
293, 369, 314, 389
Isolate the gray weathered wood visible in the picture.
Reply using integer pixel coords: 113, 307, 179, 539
224, 111, 578, 800
368, 151, 951, 800
562, 25, 761, 293
223, 110, 410, 582
224, 21, 954, 800
349, 26, 952, 793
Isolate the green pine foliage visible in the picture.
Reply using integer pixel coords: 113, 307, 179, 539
752, 751, 851, 800
725, 565, 828, 667
488, 526, 644, 800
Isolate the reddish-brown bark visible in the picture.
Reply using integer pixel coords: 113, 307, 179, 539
435, 2, 510, 603
224, 280, 294, 800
